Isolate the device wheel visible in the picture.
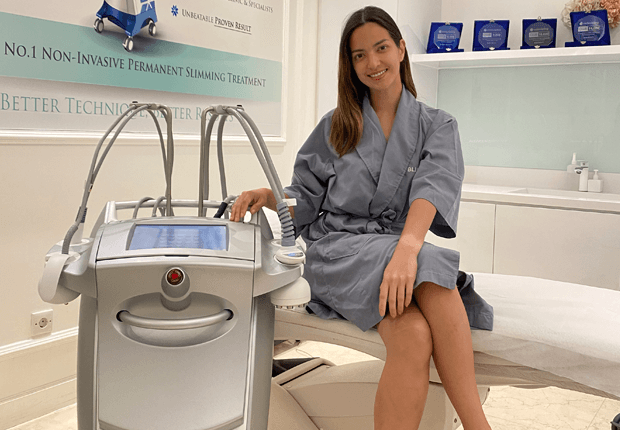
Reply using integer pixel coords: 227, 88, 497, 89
611, 413, 620, 429
148, 21, 157, 36
94, 18, 104, 33
123, 37, 134, 52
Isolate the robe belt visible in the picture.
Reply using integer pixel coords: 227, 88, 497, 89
372, 209, 405, 235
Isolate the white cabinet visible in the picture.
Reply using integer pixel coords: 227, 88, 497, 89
425, 201, 495, 274
427, 194, 620, 290
493, 205, 620, 291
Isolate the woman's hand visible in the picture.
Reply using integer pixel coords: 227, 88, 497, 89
379, 245, 419, 318
230, 188, 276, 222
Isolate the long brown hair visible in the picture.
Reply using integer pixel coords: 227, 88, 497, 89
330, 6, 417, 157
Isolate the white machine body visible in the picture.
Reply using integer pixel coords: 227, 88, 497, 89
40, 205, 308, 430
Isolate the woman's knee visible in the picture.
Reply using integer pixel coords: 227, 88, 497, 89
378, 305, 433, 360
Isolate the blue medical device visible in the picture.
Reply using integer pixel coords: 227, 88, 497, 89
94, 0, 158, 52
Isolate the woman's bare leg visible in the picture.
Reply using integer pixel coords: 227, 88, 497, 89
375, 304, 433, 430
414, 282, 491, 430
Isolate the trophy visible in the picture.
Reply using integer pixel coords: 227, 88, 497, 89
565, 10, 611, 46
427, 22, 464, 53
521, 17, 557, 49
473, 20, 510, 51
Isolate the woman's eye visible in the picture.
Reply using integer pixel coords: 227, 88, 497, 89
353, 53, 363, 61
378, 45, 388, 51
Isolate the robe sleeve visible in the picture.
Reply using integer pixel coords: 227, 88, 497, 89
408, 113, 464, 239
284, 114, 335, 237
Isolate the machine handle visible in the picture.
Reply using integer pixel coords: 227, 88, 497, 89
117, 309, 233, 330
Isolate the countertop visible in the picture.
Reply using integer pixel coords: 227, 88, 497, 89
461, 184, 620, 214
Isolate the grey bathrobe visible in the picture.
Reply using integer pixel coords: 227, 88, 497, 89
284, 86, 493, 332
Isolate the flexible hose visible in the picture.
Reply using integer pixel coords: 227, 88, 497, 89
146, 110, 167, 171
217, 115, 228, 200
197, 106, 294, 244
223, 108, 284, 202
239, 109, 285, 196
152, 196, 166, 217
199, 111, 218, 216
237, 109, 295, 245
276, 202, 296, 246
62, 103, 174, 254
92, 105, 150, 181
133, 197, 154, 219
62, 105, 142, 254
159, 106, 174, 217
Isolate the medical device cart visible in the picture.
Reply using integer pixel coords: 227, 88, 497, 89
94, 0, 158, 51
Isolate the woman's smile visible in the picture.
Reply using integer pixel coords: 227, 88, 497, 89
369, 69, 388, 79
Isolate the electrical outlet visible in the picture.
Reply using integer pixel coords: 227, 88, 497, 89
31, 310, 53, 337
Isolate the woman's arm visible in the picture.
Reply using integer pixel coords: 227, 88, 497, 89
378, 198, 436, 318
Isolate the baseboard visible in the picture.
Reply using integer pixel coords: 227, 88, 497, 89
0, 379, 76, 430
0, 329, 78, 430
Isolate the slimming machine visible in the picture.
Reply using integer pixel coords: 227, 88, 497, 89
94, 0, 158, 51
38, 103, 310, 430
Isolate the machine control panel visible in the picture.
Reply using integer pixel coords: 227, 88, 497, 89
129, 225, 227, 251
95, 217, 255, 261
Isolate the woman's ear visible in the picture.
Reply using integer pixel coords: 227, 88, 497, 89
399, 39, 406, 62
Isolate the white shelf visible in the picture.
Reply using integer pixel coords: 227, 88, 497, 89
410, 45, 620, 69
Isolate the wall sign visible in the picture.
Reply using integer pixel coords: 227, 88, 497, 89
0, 0, 284, 135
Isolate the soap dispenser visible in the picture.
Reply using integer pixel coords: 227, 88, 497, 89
588, 169, 603, 193
567, 153, 578, 172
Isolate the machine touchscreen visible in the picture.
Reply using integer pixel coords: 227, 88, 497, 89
129, 225, 227, 251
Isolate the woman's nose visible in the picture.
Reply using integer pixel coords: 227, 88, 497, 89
367, 52, 380, 69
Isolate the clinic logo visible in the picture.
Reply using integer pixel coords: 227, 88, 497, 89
171, 5, 179, 16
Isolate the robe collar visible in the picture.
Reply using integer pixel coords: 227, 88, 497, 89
355, 85, 421, 217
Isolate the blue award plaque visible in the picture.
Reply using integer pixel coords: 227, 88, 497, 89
565, 10, 611, 46
521, 18, 557, 49
426, 22, 464, 53
473, 20, 510, 51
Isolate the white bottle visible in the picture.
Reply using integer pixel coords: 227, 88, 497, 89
588, 169, 603, 193
566, 153, 578, 172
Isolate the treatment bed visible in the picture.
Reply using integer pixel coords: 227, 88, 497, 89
271, 272, 620, 430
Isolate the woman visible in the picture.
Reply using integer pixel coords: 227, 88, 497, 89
231, 6, 493, 430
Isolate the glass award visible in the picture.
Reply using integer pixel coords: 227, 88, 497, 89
426, 22, 464, 53
521, 18, 557, 49
565, 10, 611, 46
473, 20, 510, 51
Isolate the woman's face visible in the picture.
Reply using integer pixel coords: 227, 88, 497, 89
349, 22, 405, 96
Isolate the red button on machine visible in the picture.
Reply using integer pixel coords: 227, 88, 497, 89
166, 268, 184, 286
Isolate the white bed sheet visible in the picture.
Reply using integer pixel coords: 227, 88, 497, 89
469, 273, 620, 399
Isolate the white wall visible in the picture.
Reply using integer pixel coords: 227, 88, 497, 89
0, 0, 319, 427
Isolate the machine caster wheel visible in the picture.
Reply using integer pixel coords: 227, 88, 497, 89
123, 37, 134, 52
612, 413, 620, 430
94, 18, 104, 33
148, 21, 157, 36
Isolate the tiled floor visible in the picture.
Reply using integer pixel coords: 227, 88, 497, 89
10, 341, 620, 430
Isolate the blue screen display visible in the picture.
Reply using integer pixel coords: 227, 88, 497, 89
129, 225, 227, 251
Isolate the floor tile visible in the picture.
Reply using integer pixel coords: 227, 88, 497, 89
588, 398, 620, 430
483, 385, 605, 430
